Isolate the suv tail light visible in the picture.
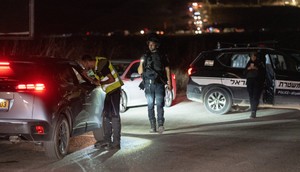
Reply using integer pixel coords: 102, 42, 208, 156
188, 67, 196, 76
0, 62, 9, 66
0, 61, 13, 76
172, 74, 176, 80
35, 125, 45, 134
16, 83, 45, 92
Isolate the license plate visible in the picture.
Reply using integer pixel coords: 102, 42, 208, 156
0, 99, 9, 111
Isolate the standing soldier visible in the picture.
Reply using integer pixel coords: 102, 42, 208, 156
81, 55, 123, 149
138, 34, 172, 134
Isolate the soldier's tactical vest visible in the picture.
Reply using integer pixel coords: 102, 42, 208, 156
143, 52, 167, 82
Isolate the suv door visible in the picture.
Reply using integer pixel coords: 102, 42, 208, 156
71, 65, 105, 132
266, 52, 300, 107
56, 65, 88, 135
218, 52, 250, 101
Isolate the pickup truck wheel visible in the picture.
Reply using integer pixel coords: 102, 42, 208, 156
204, 88, 232, 115
44, 116, 70, 159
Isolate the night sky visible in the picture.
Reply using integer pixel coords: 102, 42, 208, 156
0, 0, 299, 35
35, 0, 190, 34
35, 0, 273, 34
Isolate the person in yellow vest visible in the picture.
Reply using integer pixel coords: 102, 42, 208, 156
81, 54, 123, 150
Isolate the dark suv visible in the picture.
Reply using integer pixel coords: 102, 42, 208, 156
187, 47, 300, 115
0, 57, 105, 159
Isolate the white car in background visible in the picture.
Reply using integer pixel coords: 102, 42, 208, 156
112, 59, 177, 113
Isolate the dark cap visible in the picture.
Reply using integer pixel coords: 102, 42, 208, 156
147, 34, 161, 47
148, 36, 160, 43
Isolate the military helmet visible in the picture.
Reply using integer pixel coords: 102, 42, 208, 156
147, 34, 161, 47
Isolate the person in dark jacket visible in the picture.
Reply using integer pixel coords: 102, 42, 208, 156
245, 52, 265, 118
137, 34, 172, 134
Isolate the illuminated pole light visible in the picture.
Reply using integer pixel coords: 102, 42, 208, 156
140, 30, 145, 35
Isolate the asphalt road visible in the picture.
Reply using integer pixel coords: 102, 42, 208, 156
0, 94, 300, 172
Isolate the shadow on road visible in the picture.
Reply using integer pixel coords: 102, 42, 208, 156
45, 146, 119, 171
122, 109, 300, 138
166, 110, 300, 133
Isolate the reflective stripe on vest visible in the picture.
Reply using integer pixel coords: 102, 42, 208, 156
95, 57, 123, 94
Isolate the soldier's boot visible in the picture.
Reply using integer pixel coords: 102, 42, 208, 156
149, 120, 157, 133
157, 120, 164, 134
250, 111, 256, 119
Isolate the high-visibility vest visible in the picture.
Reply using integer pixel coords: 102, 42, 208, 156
95, 57, 123, 94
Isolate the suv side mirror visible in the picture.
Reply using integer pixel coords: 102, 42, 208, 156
130, 72, 141, 80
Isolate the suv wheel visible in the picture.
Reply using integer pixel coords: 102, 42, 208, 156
203, 87, 232, 115
45, 116, 70, 159
120, 89, 127, 113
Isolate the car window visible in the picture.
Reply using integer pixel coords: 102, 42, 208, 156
113, 62, 130, 76
72, 67, 86, 84
125, 62, 139, 78
269, 54, 286, 70
218, 53, 250, 68
231, 54, 250, 68
193, 52, 217, 68
59, 67, 75, 86
289, 52, 300, 62
280, 49, 300, 62
55, 65, 80, 86
269, 53, 298, 72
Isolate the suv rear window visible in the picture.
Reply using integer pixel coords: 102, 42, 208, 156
0, 62, 48, 81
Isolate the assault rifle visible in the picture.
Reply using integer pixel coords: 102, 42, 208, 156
139, 65, 167, 90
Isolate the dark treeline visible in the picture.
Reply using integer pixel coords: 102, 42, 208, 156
1, 31, 300, 92
1, 31, 300, 69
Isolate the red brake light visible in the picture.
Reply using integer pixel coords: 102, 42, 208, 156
35, 84, 45, 91
0, 62, 9, 66
35, 125, 45, 134
172, 74, 176, 80
16, 83, 45, 92
0, 61, 12, 75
